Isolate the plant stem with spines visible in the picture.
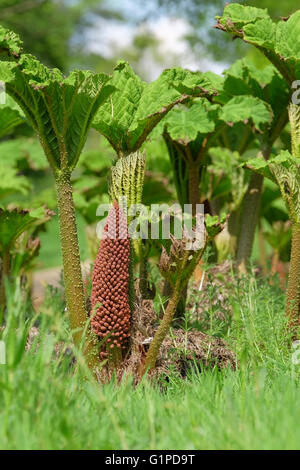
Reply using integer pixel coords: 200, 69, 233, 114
55, 170, 99, 371
187, 162, 200, 216
236, 171, 264, 274
142, 273, 183, 373
227, 208, 241, 256
286, 223, 300, 335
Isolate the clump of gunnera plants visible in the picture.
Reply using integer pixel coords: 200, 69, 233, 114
91, 201, 131, 363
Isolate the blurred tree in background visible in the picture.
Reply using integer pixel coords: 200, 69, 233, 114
0, 0, 120, 70
2, 0, 300, 75
152, 0, 300, 63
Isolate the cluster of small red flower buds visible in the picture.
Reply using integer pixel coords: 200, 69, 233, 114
91, 201, 131, 359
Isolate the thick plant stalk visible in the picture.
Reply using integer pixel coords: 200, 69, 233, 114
163, 133, 189, 208
142, 274, 182, 373
168, 161, 199, 319
227, 208, 240, 256
160, 279, 187, 324
139, 247, 154, 299
271, 251, 280, 277
288, 104, 300, 329
236, 172, 264, 274
161, 278, 173, 311
139, 255, 148, 299
236, 133, 283, 273
55, 170, 99, 370
187, 162, 200, 215
286, 223, 300, 334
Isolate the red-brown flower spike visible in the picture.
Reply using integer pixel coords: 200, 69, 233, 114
91, 201, 131, 359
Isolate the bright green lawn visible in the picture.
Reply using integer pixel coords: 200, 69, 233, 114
0, 274, 299, 450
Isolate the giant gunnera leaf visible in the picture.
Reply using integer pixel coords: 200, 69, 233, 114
222, 58, 290, 139
0, 97, 25, 139
215, 4, 300, 83
92, 60, 216, 157
159, 93, 272, 153
0, 26, 116, 171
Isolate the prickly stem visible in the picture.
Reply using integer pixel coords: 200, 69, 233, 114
236, 172, 264, 274
236, 144, 272, 273
141, 250, 191, 374
187, 162, 200, 216
55, 170, 99, 372
286, 223, 300, 336
227, 208, 240, 256
141, 274, 182, 374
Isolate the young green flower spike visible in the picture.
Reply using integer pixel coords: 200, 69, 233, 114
91, 201, 131, 360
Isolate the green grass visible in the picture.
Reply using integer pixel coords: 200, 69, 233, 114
0, 275, 299, 450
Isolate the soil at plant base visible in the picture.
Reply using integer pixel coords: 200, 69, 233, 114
30, 263, 236, 383
28, 260, 287, 383
150, 329, 236, 380
124, 294, 236, 383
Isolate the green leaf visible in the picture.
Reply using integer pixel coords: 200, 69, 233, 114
205, 213, 226, 238
74, 193, 109, 225
0, 206, 53, 252
0, 137, 48, 170
0, 45, 115, 171
267, 150, 300, 223
259, 179, 288, 224
208, 147, 249, 210
93, 61, 145, 155
245, 155, 275, 181
160, 86, 272, 150
74, 171, 100, 189
220, 95, 273, 131
162, 100, 219, 143
0, 163, 31, 200
12, 236, 41, 277
0, 98, 25, 139
216, 5, 300, 83
275, 12, 300, 64
216, 4, 269, 29
0, 26, 22, 57
246, 150, 298, 185
202, 71, 225, 93
78, 144, 115, 173
243, 18, 276, 50
224, 59, 289, 115
92, 61, 216, 156
269, 150, 293, 165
